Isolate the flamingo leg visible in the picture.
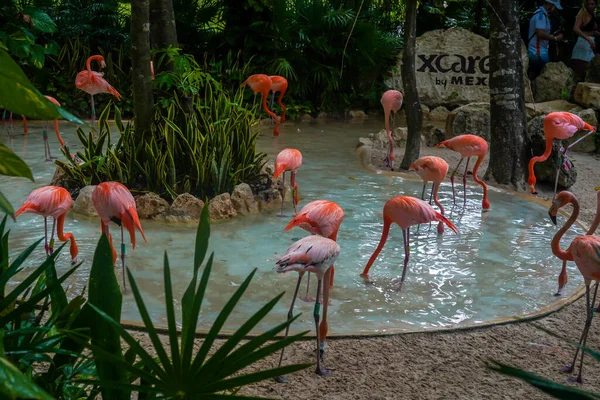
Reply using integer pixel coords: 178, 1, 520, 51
279, 171, 286, 217
313, 277, 329, 376
275, 272, 304, 383
49, 218, 56, 256
270, 92, 275, 126
8, 112, 14, 139
390, 112, 396, 170
44, 217, 49, 256
319, 267, 331, 360
291, 171, 298, 215
329, 266, 335, 289
463, 157, 471, 207
121, 224, 127, 293
396, 228, 410, 292
429, 182, 434, 205
90, 95, 96, 126
300, 272, 314, 302
450, 158, 465, 205
563, 282, 598, 382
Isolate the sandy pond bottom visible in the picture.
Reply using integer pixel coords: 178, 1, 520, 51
0, 118, 584, 336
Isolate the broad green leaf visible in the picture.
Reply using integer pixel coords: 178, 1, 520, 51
0, 191, 14, 220
0, 143, 33, 181
0, 355, 54, 400
0, 48, 84, 124
23, 7, 57, 34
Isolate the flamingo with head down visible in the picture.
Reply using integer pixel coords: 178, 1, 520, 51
409, 156, 449, 234
380, 90, 403, 170
241, 74, 280, 136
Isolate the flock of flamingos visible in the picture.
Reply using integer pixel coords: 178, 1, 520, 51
5, 56, 600, 383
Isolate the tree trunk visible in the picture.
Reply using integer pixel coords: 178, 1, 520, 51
149, 0, 178, 72
400, 0, 422, 170
131, 0, 154, 141
484, 0, 528, 189
474, 0, 484, 35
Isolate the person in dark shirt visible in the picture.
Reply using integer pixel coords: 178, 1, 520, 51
571, 0, 599, 81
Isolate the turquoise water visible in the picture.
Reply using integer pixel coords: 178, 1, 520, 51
0, 118, 585, 335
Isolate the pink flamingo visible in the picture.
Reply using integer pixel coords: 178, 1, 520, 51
409, 156, 449, 234
360, 196, 459, 289
269, 75, 288, 124
284, 200, 344, 299
41, 96, 66, 161
528, 112, 595, 199
91, 182, 146, 291
273, 148, 302, 216
548, 190, 600, 383
274, 235, 340, 379
15, 186, 78, 263
241, 74, 280, 136
75, 55, 121, 125
435, 134, 490, 210
380, 90, 403, 170
3, 113, 27, 138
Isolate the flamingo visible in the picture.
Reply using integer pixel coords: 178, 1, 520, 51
15, 186, 78, 263
273, 148, 302, 216
380, 90, 403, 170
553, 187, 600, 296
548, 190, 600, 383
75, 55, 121, 125
91, 182, 146, 291
42, 96, 66, 161
274, 235, 340, 380
3, 113, 27, 138
269, 75, 288, 124
284, 200, 344, 300
241, 74, 280, 136
435, 134, 490, 210
409, 156, 449, 234
360, 196, 459, 289
528, 112, 595, 200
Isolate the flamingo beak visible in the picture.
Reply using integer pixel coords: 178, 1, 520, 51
548, 212, 557, 225
101, 60, 107, 68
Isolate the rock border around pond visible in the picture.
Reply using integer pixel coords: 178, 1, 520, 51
58, 160, 293, 223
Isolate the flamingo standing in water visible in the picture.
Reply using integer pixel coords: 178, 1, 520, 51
548, 190, 600, 383
91, 182, 146, 291
435, 134, 490, 210
42, 96, 66, 161
269, 75, 288, 124
380, 90, 403, 170
241, 74, 280, 136
274, 148, 302, 216
274, 235, 340, 380
15, 186, 78, 263
360, 196, 459, 289
284, 200, 344, 299
409, 156, 449, 234
3, 113, 28, 137
75, 55, 121, 125
528, 112, 595, 199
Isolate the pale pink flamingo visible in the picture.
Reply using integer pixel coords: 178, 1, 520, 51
380, 90, 403, 170
91, 182, 146, 291
360, 196, 459, 289
75, 55, 121, 125
409, 156, 449, 234
269, 75, 288, 123
274, 235, 340, 380
284, 200, 344, 300
15, 186, 78, 263
529, 112, 595, 199
435, 134, 490, 210
548, 190, 600, 383
41, 96, 66, 161
241, 74, 280, 136
274, 148, 302, 216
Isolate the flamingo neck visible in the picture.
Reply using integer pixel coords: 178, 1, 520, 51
587, 191, 600, 235
528, 135, 554, 186
361, 218, 391, 276
471, 155, 489, 208
56, 214, 78, 261
87, 55, 104, 72
551, 197, 578, 262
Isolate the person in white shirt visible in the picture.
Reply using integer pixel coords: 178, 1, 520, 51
527, 0, 564, 80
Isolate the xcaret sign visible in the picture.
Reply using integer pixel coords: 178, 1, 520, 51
416, 54, 490, 89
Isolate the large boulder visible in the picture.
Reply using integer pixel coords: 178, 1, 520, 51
585, 54, 600, 83
525, 100, 582, 120
422, 124, 445, 147
208, 193, 237, 221
428, 106, 450, 121
574, 82, 600, 110
168, 193, 204, 221
444, 102, 490, 141
136, 193, 169, 219
385, 27, 533, 108
526, 116, 577, 189
231, 183, 259, 215
534, 62, 577, 102
72, 185, 97, 217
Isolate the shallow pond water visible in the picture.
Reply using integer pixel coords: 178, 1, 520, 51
0, 117, 585, 335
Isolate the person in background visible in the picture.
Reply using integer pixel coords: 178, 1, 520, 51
571, 0, 599, 82
527, 0, 564, 81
